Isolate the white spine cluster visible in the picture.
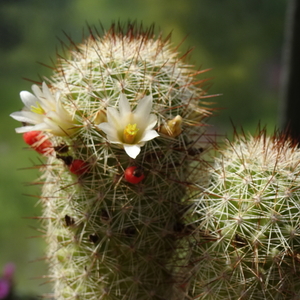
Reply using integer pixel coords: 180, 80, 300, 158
191, 131, 300, 299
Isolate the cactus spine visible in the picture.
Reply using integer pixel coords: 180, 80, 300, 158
191, 130, 300, 299
11, 23, 211, 299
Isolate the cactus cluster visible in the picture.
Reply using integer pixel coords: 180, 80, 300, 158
191, 130, 300, 299
11, 22, 300, 300
11, 23, 211, 300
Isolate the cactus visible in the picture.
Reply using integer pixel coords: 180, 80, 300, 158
191, 129, 300, 299
10, 23, 211, 300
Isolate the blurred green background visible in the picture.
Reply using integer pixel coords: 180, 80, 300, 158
0, 0, 287, 296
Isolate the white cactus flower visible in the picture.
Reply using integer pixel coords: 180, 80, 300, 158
98, 93, 159, 159
10, 82, 77, 137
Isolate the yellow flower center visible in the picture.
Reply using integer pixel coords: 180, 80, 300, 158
123, 123, 139, 144
31, 102, 45, 115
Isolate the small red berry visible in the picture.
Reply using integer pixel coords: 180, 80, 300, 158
23, 131, 53, 155
124, 166, 145, 184
69, 159, 89, 175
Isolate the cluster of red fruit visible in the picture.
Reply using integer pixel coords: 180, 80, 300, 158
23, 131, 145, 184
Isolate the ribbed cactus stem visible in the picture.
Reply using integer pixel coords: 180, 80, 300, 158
191, 130, 300, 299
11, 23, 211, 300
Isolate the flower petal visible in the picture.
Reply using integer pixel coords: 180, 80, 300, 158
43, 118, 67, 136
134, 95, 152, 116
140, 129, 160, 142
15, 123, 49, 133
118, 94, 131, 116
106, 107, 121, 127
135, 113, 157, 131
42, 82, 54, 100
56, 98, 70, 116
32, 83, 56, 112
10, 111, 43, 124
123, 144, 141, 159
145, 114, 157, 130
31, 84, 44, 99
15, 126, 35, 133
98, 122, 119, 141
20, 91, 38, 109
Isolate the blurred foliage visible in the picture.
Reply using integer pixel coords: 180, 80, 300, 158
0, 0, 287, 296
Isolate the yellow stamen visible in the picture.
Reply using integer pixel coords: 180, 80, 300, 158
123, 123, 139, 144
31, 102, 45, 115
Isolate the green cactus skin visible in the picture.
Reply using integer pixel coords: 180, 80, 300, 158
191, 130, 300, 299
13, 23, 212, 300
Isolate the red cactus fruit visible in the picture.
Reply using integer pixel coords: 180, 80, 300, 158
124, 166, 145, 184
23, 131, 53, 155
